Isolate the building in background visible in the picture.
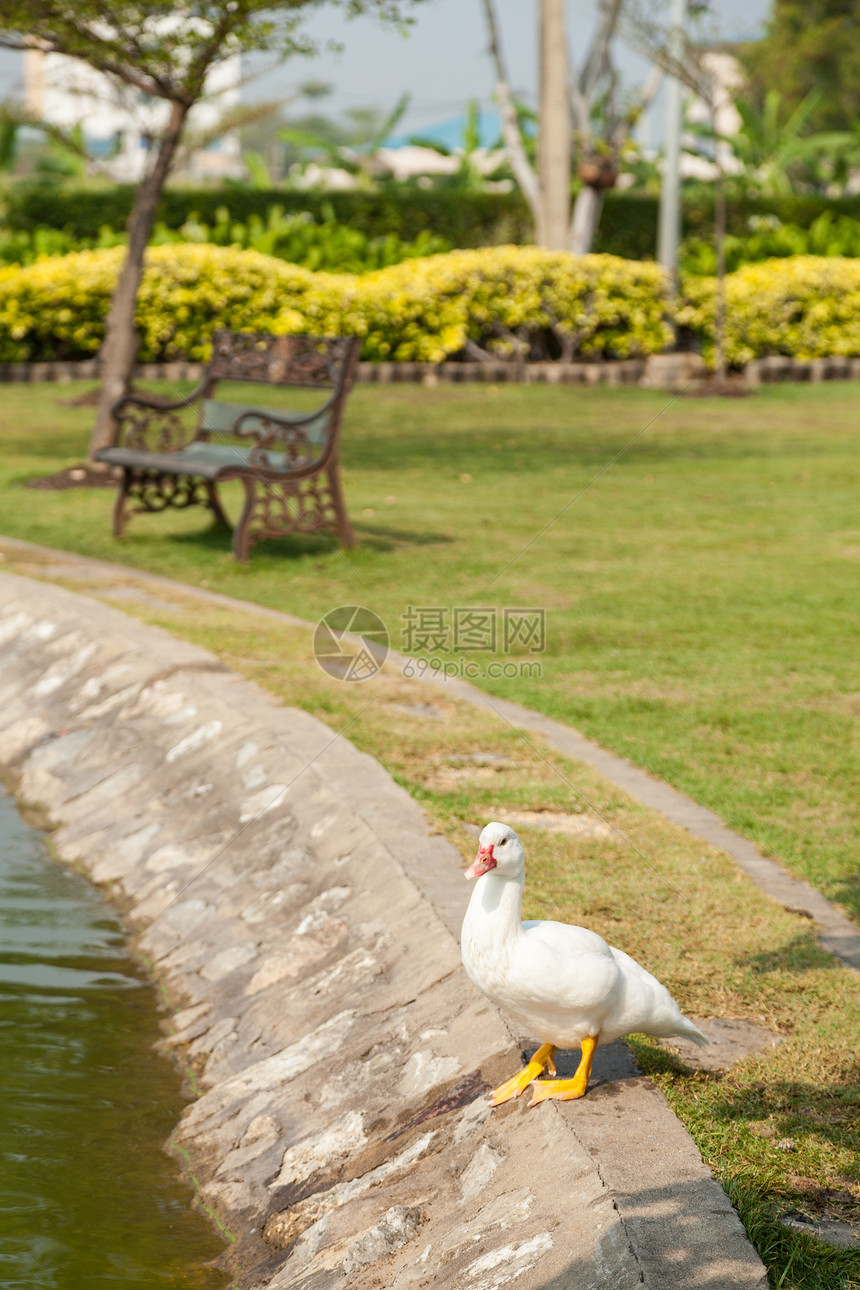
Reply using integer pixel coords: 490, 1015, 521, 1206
23, 45, 242, 182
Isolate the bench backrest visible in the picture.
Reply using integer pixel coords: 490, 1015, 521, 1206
199, 399, 330, 447
195, 330, 360, 461
208, 330, 356, 391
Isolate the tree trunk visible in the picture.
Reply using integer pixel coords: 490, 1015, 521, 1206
656, 0, 686, 290
89, 99, 189, 461
714, 160, 727, 391
537, 0, 570, 249
569, 184, 605, 254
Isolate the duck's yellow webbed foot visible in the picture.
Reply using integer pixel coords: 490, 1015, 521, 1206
490, 1042, 557, 1106
528, 1034, 597, 1106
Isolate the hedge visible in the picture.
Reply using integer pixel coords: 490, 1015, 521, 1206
0, 210, 451, 273
0, 244, 672, 364
4, 243, 860, 368
0, 245, 322, 363
2, 184, 533, 250
8, 180, 860, 261
0, 181, 657, 256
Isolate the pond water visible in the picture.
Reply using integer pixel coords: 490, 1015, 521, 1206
0, 787, 229, 1289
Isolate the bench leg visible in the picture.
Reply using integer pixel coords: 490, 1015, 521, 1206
233, 478, 256, 564
205, 481, 231, 530
113, 468, 133, 537
327, 462, 355, 548
232, 472, 353, 562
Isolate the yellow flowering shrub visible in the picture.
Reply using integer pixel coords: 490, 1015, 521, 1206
678, 256, 860, 365
0, 243, 671, 364
135, 245, 335, 360
0, 245, 338, 362
7, 243, 860, 368
331, 247, 673, 362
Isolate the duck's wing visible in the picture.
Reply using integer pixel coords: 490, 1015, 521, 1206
522, 919, 612, 958
509, 919, 622, 1011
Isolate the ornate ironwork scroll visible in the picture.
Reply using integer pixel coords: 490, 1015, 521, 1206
113, 468, 228, 537
234, 476, 341, 561
239, 417, 314, 472
120, 404, 190, 453
209, 330, 355, 390
125, 469, 211, 514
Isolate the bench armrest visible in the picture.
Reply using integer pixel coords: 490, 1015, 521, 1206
112, 378, 209, 419
232, 393, 336, 435
232, 403, 334, 473
111, 382, 209, 454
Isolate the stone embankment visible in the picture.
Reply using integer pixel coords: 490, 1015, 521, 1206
0, 571, 768, 1289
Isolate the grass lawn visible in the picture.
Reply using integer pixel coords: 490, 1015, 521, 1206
2, 378, 859, 925
1, 377, 859, 1286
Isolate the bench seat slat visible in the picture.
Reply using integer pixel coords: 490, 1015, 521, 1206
95, 442, 302, 479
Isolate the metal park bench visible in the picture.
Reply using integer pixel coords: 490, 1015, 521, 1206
95, 330, 361, 562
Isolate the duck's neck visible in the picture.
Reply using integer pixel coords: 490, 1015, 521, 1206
465, 869, 524, 946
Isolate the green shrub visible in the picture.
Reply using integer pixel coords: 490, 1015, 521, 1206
0, 243, 672, 364
2, 183, 532, 248
0, 181, 653, 258
0, 207, 449, 272
603, 189, 860, 263
0, 221, 121, 264
10, 179, 860, 262
680, 212, 860, 275
175, 205, 450, 272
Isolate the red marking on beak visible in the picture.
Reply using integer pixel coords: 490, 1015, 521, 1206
465, 842, 496, 880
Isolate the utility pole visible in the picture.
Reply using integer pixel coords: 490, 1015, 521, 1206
537, 0, 570, 249
657, 0, 686, 288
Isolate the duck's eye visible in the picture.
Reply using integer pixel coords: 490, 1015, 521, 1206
498, 839, 506, 846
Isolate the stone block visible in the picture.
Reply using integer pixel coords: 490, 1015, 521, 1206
641, 351, 706, 388
761, 355, 793, 382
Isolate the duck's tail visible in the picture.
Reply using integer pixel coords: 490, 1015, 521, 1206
677, 1015, 709, 1046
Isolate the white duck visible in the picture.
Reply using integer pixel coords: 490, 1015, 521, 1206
461, 821, 707, 1106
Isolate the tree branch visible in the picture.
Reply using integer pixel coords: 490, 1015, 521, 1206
608, 60, 663, 152
573, 0, 625, 137
479, 0, 540, 218
173, 99, 282, 170
5, 28, 176, 99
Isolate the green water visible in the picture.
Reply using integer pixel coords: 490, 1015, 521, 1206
0, 789, 229, 1289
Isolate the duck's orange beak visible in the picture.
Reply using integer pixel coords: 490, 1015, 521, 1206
465, 842, 496, 879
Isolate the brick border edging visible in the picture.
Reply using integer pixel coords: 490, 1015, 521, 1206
0, 357, 648, 386
2, 353, 860, 387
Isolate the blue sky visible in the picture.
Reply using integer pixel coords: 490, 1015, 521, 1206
0, 0, 771, 138
242, 0, 770, 135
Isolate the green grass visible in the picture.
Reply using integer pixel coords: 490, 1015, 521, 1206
2, 378, 859, 925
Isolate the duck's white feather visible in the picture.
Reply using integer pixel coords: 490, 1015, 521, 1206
461, 823, 707, 1050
